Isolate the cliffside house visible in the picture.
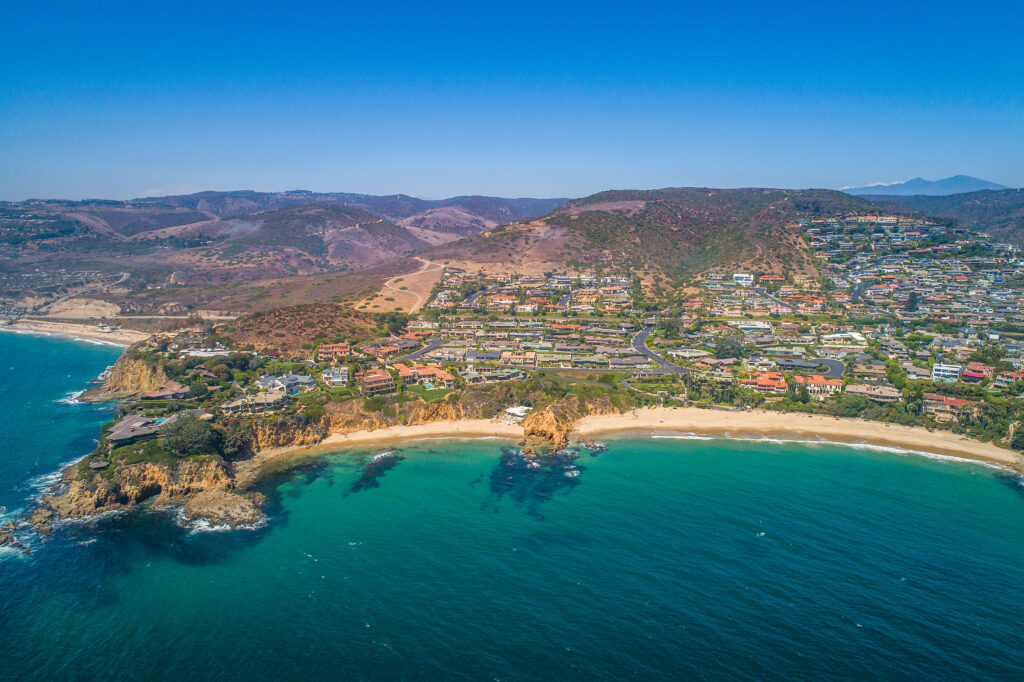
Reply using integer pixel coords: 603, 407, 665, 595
141, 381, 189, 401
321, 367, 350, 387
922, 393, 979, 422
359, 368, 396, 396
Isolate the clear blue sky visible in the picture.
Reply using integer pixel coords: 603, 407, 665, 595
2, 1, 1022, 200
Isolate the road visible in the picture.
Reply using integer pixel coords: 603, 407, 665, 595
631, 325, 685, 374
394, 338, 444, 362
464, 285, 498, 307
753, 287, 795, 311
818, 358, 845, 379
374, 257, 442, 313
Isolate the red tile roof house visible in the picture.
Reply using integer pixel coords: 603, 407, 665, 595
391, 363, 456, 388
318, 342, 353, 361
358, 368, 396, 396
922, 393, 979, 422
792, 374, 843, 399
963, 362, 995, 381
739, 372, 787, 393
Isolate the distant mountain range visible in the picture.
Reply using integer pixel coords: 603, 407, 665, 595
7, 184, 1024, 315
842, 175, 1008, 196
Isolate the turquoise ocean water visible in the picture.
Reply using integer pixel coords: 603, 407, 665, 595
2, 332, 1024, 680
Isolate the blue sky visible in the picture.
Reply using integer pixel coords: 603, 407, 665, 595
1, 1, 1021, 200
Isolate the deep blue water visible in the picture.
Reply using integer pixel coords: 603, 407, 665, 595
2, 332, 1023, 681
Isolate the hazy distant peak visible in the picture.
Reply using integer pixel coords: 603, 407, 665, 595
842, 175, 1008, 196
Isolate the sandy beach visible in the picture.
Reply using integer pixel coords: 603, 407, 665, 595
235, 419, 523, 486
1, 319, 149, 345
575, 407, 1020, 469
235, 408, 1022, 487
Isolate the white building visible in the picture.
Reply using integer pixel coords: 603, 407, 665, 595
733, 273, 755, 286
931, 363, 962, 383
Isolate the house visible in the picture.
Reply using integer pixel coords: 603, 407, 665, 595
318, 342, 353, 361
608, 356, 652, 369
141, 381, 189, 401
922, 393, 979, 422
792, 374, 843, 399
994, 370, 1024, 390
844, 384, 902, 403
359, 368, 396, 396
739, 372, 787, 393
462, 368, 524, 384
964, 361, 995, 380
107, 409, 212, 444
321, 367, 350, 387
391, 363, 456, 388
499, 351, 536, 367
931, 363, 962, 383
732, 273, 754, 286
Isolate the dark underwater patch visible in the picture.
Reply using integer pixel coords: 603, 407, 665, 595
485, 447, 584, 519
345, 452, 405, 496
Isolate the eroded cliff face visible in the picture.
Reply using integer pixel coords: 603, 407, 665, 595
249, 418, 328, 451
41, 458, 232, 525
81, 348, 168, 403
522, 395, 622, 450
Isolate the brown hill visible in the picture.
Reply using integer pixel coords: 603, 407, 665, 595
430, 187, 874, 285
219, 303, 380, 356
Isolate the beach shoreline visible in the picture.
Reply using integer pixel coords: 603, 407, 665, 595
1, 320, 149, 346
576, 407, 1020, 469
234, 419, 524, 486
236, 408, 1022, 486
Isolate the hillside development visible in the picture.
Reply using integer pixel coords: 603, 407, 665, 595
429, 188, 873, 293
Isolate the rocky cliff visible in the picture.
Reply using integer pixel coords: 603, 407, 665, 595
522, 395, 622, 450
81, 347, 168, 403
250, 418, 329, 450
40, 458, 232, 529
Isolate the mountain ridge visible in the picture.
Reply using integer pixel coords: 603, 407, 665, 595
843, 175, 1008, 196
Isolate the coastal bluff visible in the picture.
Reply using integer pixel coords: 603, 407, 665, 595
81, 347, 168, 403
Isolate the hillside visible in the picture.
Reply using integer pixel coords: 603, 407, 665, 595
218, 303, 380, 356
430, 187, 875, 287
844, 175, 1008, 196
0, 190, 567, 296
864, 188, 1024, 245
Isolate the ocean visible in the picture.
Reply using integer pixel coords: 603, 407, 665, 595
2, 332, 1023, 681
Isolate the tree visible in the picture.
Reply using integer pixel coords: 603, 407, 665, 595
714, 336, 745, 359
188, 381, 208, 398
160, 415, 223, 458
1012, 426, 1024, 452
906, 291, 919, 312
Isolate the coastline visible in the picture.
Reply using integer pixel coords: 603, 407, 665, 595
574, 407, 1021, 470
1, 319, 149, 346
234, 419, 523, 486
234, 408, 1022, 487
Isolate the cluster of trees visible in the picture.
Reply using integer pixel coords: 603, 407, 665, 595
158, 416, 251, 460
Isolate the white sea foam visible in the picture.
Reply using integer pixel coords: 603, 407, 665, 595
56, 389, 85, 405
175, 507, 267, 533
0, 327, 128, 348
650, 433, 1016, 473
407, 435, 514, 443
